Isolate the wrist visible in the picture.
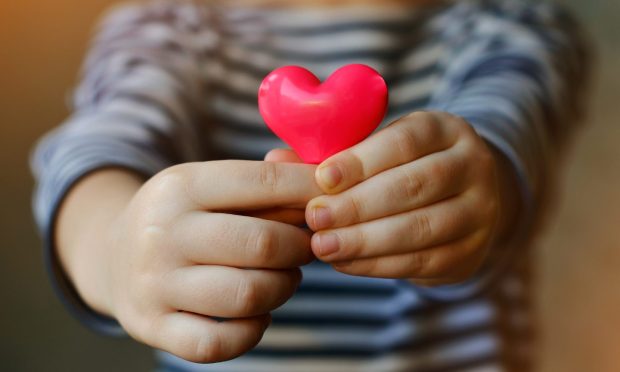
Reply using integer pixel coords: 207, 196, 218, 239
55, 168, 144, 318
486, 142, 522, 244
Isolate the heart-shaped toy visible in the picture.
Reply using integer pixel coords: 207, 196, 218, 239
258, 64, 388, 164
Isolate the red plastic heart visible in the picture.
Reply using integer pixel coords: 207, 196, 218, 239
258, 64, 388, 164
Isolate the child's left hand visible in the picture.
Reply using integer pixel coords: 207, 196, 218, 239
303, 111, 509, 286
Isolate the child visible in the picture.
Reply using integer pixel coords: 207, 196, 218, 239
31, 0, 590, 370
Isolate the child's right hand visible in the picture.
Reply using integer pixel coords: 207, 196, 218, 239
61, 161, 321, 363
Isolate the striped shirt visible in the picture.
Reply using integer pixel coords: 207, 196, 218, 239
31, 0, 590, 371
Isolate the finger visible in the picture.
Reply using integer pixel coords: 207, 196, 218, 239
163, 266, 301, 318
245, 208, 307, 226
264, 148, 303, 163
311, 196, 484, 262
306, 150, 468, 230
151, 311, 270, 363
315, 112, 462, 194
331, 234, 487, 279
175, 212, 313, 269
257, 150, 304, 226
170, 160, 322, 211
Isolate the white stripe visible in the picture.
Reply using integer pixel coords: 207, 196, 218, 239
389, 74, 438, 106
223, 6, 420, 29
216, 43, 415, 78
206, 42, 443, 99
210, 71, 436, 128
268, 31, 409, 54
204, 61, 264, 96
399, 42, 446, 70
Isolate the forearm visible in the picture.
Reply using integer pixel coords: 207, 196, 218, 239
55, 168, 144, 317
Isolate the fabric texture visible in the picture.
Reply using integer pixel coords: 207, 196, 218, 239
31, 0, 591, 370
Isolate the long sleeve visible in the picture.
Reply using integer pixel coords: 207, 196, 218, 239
31, 0, 214, 335
417, 0, 592, 301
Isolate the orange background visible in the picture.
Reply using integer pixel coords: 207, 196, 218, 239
1, 1, 619, 371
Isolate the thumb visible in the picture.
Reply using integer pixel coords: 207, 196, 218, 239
264, 148, 303, 163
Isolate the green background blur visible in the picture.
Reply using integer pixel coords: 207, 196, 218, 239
0, 1, 618, 371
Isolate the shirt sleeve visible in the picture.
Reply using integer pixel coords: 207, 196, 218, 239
415, 0, 592, 301
30, 0, 214, 335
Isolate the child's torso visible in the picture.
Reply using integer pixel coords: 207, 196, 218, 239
198, 3, 449, 160
151, 2, 533, 371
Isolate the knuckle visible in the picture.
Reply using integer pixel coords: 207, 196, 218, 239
447, 112, 469, 127
335, 257, 374, 276
258, 162, 280, 192
411, 213, 433, 245
344, 194, 364, 223
154, 165, 188, 193
420, 113, 443, 138
409, 251, 433, 277
440, 209, 460, 235
392, 124, 417, 160
400, 170, 425, 201
447, 115, 478, 142
134, 227, 173, 272
405, 111, 434, 125
427, 160, 447, 181
147, 314, 224, 364
146, 164, 196, 212
360, 257, 380, 275
331, 229, 363, 261
235, 278, 261, 316
346, 229, 366, 259
445, 113, 472, 132
138, 224, 167, 252
189, 332, 222, 363
252, 227, 278, 264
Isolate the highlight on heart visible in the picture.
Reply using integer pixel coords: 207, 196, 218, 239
258, 64, 389, 164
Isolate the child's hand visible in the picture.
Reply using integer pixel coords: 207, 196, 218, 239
304, 112, 510, 286
103, 161, 321, 363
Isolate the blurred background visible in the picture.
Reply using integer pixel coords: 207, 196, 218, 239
0, 0, 618, 371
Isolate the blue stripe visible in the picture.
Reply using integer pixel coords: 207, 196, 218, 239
247, 325, 495, 358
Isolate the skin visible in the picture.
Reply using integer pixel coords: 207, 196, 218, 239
300, 112, 520, 286
56, 162, 323, 363
55, 0, 521, 364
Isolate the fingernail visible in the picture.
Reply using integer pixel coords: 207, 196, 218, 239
311, 206, 332, 230
316, 233, 339, 257
318, 164, 342, 189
